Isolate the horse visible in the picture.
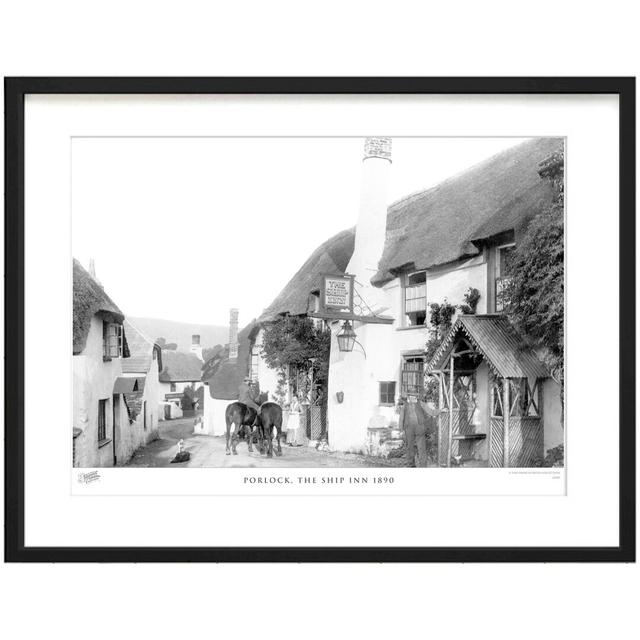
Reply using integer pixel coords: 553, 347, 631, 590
258, 402, 284, 458
224, 391, 269, 456
224, 402, 259, 455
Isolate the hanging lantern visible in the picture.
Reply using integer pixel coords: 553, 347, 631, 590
336, 320, 357, 352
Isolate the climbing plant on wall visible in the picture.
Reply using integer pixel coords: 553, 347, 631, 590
502, 150, 564, 385
261, 315, 331, 399
423, 288, 481, 403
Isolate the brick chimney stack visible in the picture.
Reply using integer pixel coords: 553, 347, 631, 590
190, 334, 203, 361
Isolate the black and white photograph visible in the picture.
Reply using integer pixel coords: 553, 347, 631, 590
6, 76, 632, 564
72, 135, 565, 471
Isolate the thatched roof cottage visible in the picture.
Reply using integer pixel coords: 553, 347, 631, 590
201, 138, 564, 464
73, 259, 145, 467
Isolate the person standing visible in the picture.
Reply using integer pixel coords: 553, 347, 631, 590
286, 395, 306, 446
399, 394, 429, 467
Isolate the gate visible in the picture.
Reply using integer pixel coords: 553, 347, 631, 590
303, 399, 328, 441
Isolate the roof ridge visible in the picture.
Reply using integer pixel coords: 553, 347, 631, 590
386, 138, 539, 213
124, 319, 156, 346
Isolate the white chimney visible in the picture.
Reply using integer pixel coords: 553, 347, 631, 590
228, 308, 239, 361
190, 334, 203, 361
346, 137, 391, 306
88, 257, 102, 286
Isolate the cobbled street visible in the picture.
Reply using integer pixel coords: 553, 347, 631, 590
125, 416, 396, 468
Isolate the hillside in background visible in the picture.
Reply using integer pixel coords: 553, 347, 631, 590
127, 317, 229, 351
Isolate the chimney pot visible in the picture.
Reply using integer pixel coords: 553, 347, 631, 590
364, 137, 392, 162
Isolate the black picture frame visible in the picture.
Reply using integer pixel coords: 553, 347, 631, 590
4, 77, 635, 563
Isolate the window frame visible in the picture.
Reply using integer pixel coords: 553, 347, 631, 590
402, 270, 427, 327
250, 346, 259, 382
495, 242, 516, 313
103, 322, 123, 360
378, 381, 396, 406
97, 398, 108, 443
401, 355, 426, 399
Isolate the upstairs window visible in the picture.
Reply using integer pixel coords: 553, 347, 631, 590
495, 244, 516, 312
404, 271, 427, 326
103, 322, 123, 360
170, 382, 177, 392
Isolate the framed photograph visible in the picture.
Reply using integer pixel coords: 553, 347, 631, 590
4, 77, 635, 562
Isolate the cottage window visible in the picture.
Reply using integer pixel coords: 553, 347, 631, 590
495, 244, 516, 312
170, 382, 177, 392
250, 346, 259, 381
379, 381, 396, 406
98, 399, 108, 442
103, 322, 123, 359
404, 271, 427, 326
401, 356, 425, 398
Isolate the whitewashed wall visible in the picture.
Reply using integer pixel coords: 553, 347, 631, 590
73, 316, 128, 467
159, 380, 202, 397
253, 328, 280, 401
200, 391, 229, 436
122, 356, 161, 445
543, 379, 563, 453
326, 254, 489, 452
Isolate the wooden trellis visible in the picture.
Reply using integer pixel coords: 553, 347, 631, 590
427, 316, 549, 469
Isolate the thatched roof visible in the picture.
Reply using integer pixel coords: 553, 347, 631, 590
207, 139, 562, 398
73, 258, 126, 355
257, 138, 562, 318
122, 320, 162, 374
203, 321, 260, 401
372, 137, 563, 284
259, 229, 355, 320
159, 350, 203, 383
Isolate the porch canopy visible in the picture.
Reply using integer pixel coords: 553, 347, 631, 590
426, 315, 548, 468
113, 376, 145, 394
428, 315, 548, 380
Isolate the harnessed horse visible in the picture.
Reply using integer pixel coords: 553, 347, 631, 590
224, 395, 283, 457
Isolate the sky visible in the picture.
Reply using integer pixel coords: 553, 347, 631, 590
72, 136, 528, 327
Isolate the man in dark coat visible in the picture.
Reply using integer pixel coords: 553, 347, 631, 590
399, 394, 435, 467
238, 376, 260, 412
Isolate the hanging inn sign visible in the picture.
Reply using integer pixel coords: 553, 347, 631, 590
310, 274, 393, 325
320, 274, 354, 314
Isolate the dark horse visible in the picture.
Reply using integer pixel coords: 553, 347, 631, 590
258, 401, 284, 458
224, 398, 283, 458
224, 402, 259, 456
